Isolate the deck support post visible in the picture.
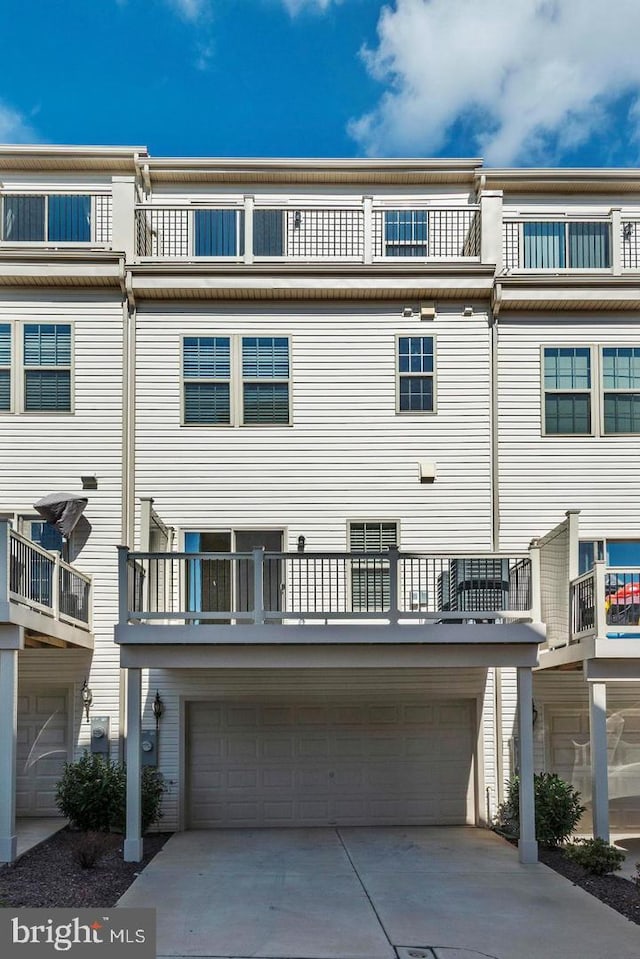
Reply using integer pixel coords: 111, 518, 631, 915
124, 667, 143, 862
0, 647, 18, 863
589, 681, 609, 842
517, 666, 538, 863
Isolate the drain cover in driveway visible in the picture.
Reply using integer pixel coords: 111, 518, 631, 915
396, 947, 502, 959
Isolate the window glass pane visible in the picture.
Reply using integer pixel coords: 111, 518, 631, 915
254, 210, 284, 256
3, 195, 45, 241
607, 541, 640, 566
0, 324, 10, 366
194, 210, 239, 256
184, 382, 230, 425
602, 347, 640, 389
603, 393, 640, 433
48, 195, 91, 242
544, 393, 591, 434
385, 210, 427, 256
543, 347, 590, 389
29, 521, 64, 552
579, 540, 604, 573
243, 383, 289, 424
398, 336, 433, 373
399, 376, 434, 412
24, 324, 71, 367
183, 337, 230, 378
523, 222, 565, 268
568, 222, 610, 268
242, 337, 289, 378
350, 522, 397, 551
0, 370, 10, 411
24, 370, 71, 412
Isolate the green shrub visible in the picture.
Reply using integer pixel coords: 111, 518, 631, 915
564, 838, 625, 876
495, 772, 585, 847
56, 754, 165, 833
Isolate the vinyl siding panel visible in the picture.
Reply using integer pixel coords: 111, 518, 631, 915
0, 292, 124, 760
497, 313, 640, 550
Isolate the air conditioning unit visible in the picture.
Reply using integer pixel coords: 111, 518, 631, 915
438, 559, 509, 614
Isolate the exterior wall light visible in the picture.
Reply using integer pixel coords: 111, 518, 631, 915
81, 678, 93, 723
297, 535, 306, 552
152, 690, 164, 733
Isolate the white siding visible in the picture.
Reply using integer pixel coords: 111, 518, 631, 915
135, 301, 493, 552
0, 292, 124, 755
497, 312, 640, 550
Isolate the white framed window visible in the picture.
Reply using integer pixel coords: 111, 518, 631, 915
182, 334, 290, 427
0, 322, 73, 414
542, 346, 593, 435
601, 347, 640, 435
1, 194, 99, 243
523, 221, 611, 269
397, 335, 435, 413
384, 210, 428, 257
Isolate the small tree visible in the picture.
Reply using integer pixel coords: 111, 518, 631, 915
496, 772, 585, 847
56, 754, 165, 833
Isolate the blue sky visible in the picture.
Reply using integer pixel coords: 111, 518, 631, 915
1, 0, 639, 165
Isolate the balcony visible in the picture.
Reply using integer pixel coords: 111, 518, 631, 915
115, 546, 544, 670
570, 563, 640, 646
134, 205, 481, 263
0, 193, 113, 248
0, 522, 93, 650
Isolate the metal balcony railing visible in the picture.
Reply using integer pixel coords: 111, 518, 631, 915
570, 561, 640, 643
134, 205, 481, 263
1, 522, 92, 630
0, 193, 112, 246
118, 546, 536, 629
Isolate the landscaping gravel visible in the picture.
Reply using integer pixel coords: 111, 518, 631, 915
538, 845, 640, 926
0, 829, 171, 908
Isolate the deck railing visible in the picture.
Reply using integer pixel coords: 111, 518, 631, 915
569, 561, 640, 643
1, 523, 92, 629
134, 205, 481, 263
118, 546, 536, 628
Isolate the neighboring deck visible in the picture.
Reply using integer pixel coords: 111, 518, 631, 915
0, 522, 93, 650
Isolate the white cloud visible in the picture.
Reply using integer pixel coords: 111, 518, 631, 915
0, 100, 39, 143
166, 0, 207, 20
350, 0, 640, 164
282, 0, 341, 14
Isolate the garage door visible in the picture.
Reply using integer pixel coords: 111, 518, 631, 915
187, 699, 475, 828
547, 707, 640, 830
16, 689, 69, 816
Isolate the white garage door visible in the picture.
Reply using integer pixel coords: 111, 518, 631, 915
16, 689, 69, 816
187, 699, 475, 828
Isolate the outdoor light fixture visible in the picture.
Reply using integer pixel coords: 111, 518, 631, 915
297, 535, 306, 552
294, 211, 301, 229
81, 678, 93, 723
532, 700, 539, 727
81, 474, 98, 491
152, 690, 164, 733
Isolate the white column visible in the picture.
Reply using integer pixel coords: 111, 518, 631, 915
124, 667, 143, 862
589, 681, 609, 842
479, 190, 504, 272
111, 176, 137, 260
0, 648, 18, 863
517, 666, 538, 864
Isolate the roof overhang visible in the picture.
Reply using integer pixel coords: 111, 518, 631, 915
494, 274, 640, 312
0, 250, 124, 288
480, 168, 640, 194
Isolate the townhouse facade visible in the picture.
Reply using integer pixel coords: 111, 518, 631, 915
0, 147, 638, 865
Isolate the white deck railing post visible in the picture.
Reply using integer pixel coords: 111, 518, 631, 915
594, 560, 607, 639
363, 196, 373, 264
529, 540, 542, 622
52, 551, 61, 619
0, 522, 10, 620
253, 547, 265, 625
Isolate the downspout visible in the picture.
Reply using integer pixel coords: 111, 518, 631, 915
491, 283, 504, 805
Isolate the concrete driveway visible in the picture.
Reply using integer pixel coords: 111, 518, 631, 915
118, 827, 640, 959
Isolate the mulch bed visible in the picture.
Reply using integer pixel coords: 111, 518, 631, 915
538, 844, 640, 926
0, 829, 171, 908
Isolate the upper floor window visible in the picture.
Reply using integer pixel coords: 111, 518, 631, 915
194, 210, 244, 256
523, 222, 610, 269
397, 336, 435, 413
182, 334, 290, 426
23, 324, 72, 412
0, 324, 10, 412
602, 347, 640, 434
3, 195, 92, 243
384, 211, 428, 257
543, 347, 592, 435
